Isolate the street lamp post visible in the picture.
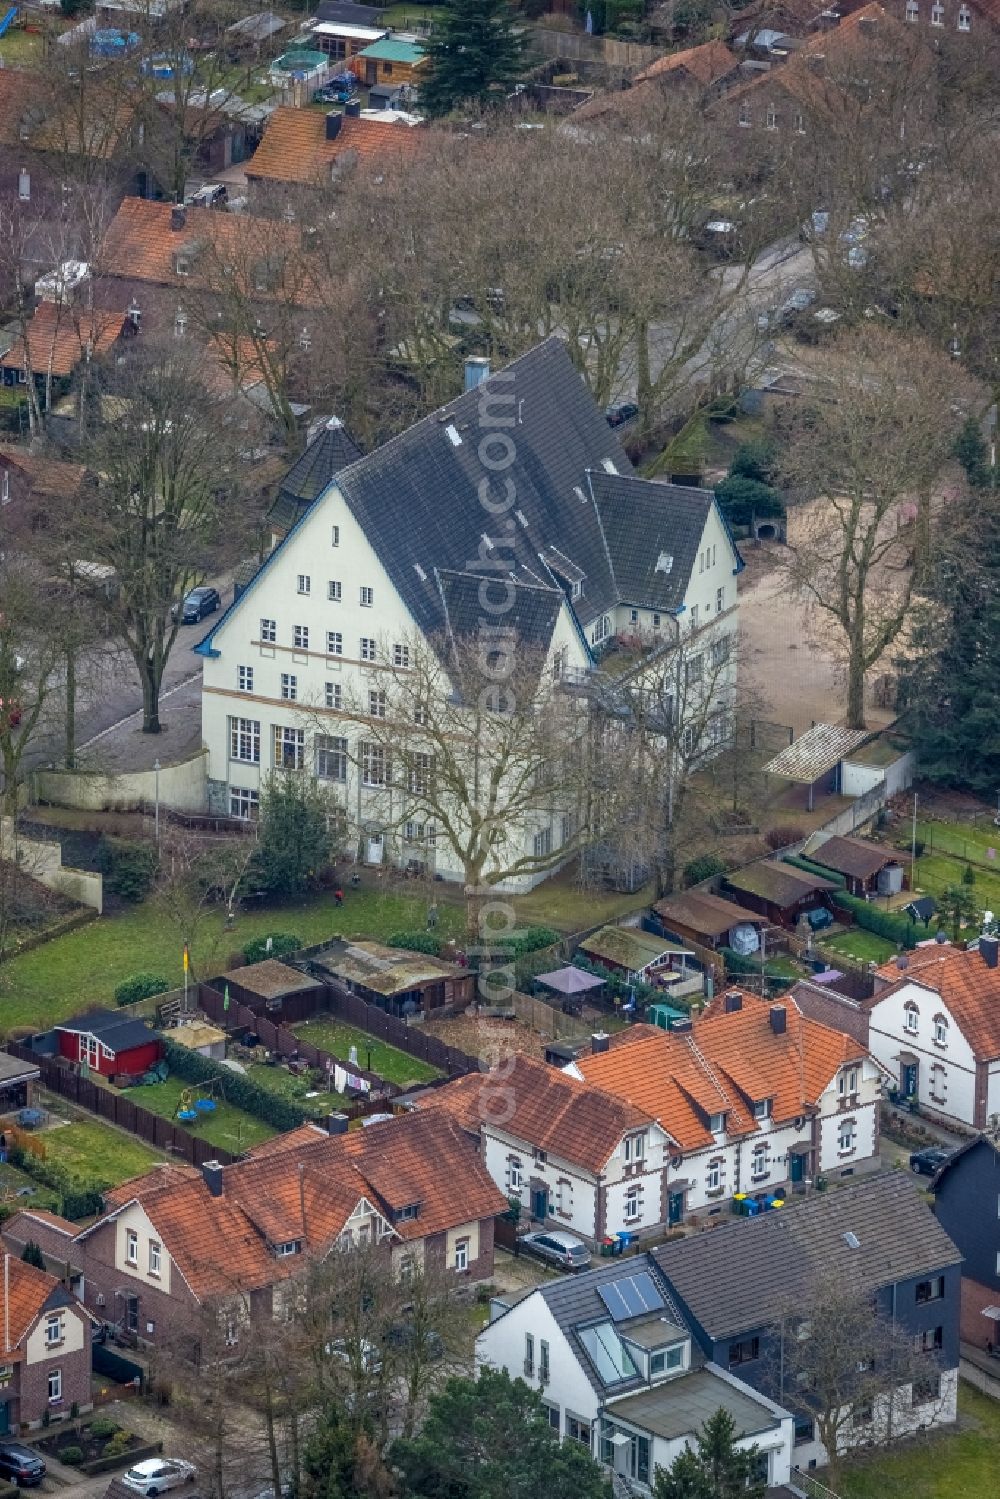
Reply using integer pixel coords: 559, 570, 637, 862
154, 759, 161, 847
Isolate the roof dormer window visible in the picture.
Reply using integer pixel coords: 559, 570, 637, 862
709, 1112, 726, 1134
753, 1098, 771, 1120
276, 1239, 302, 1257
395, 1203, 420, 1222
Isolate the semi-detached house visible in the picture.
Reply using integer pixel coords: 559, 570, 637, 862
193, 338, 743, 887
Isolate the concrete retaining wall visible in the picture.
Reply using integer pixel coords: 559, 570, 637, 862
0, 817, 103, 914
36, 750, 208, 815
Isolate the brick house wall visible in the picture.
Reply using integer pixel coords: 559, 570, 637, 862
17, 1324, 93, 1430
422, 1215, 495, 1284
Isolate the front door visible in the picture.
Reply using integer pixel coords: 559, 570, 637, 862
902, 1062, 919, 1098
668, 1190, 685, 1226
366, 833, 384, 865
532, 1187, 549, 1221
789, 1153, 805, 1184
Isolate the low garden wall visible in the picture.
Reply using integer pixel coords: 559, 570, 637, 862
35, 751, 208, 816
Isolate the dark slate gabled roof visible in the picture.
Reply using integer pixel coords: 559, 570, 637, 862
436, 568, 563, 654
56, 1009, 161, 1053
652, 1174, 961, 1341
315, 0, 383, 21
590, 473, 715, 613
333, 339, 631, 636
269, 417, 363, 534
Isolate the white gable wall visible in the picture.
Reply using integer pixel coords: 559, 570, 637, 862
477, 1292, 601, 1437
867, 981, 978, 1127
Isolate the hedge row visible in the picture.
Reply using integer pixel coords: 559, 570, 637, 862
6, 1146, 104, 1220
387, 931, 444, 957
163, 1040, 309, 1132
833, 891, 917, 949
115, 974, 170, 1008
242, 933, 302, 964
782, 854, 848, 889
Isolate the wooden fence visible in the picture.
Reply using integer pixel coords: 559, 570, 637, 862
6, 1043, 238, 1166
324, 985, 480, 1078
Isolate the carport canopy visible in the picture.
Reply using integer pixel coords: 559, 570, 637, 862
763, 723, 874, 809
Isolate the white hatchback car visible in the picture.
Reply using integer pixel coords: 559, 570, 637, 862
122, 1460, 197, 1497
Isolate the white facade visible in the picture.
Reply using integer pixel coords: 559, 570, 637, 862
867, 979, 979, 1128
477, 1286, 794, 1491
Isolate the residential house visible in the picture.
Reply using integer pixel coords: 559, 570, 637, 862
931, 1136, 1000, 1355
308, 6, 389, 63
634, 39, 740, 89
862, 935, 1000, 1129
0, 1255, 94, 1430
51, 1009, 164, 1081
569, 40, 739, 132
576, 926, 698, 992
308, 939, 474, 1016
893, 0, 984, 35
804, 833, 904, 898
245, 106, 423, 190
193, 339, 743, 878
722, 859, 838, 927
652, 1174, 961, 1470
0, 448, 90, 532
0, 302, 125, 398
4, 1111, 504, 1348
478, 1258, 795, 1491
651, 888, 767, 955
418, 1052, 672, 1243
567, 989, 881, 1224
350, 38, 428, 90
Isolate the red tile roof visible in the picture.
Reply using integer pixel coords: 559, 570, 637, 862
874, 944, 1000, 1060
0, 446, 87, 500
0, 69, 42, 149
419, 1052, 656, 1173
634, 39, 738, 85
0, 302, 124, 379
0, 1257, 71, 1356
575, 994, 866, 1149
247, 106, 423, 185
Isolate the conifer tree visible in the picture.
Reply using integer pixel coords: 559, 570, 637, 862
420, 0, 528, 118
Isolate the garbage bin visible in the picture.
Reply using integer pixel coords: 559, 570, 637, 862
600, 1237, 616, 1258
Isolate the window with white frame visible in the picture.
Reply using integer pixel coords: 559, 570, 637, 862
838, 1118, 857, 1153
361, 741, 388, 786
716, 586, 726, 614
45, 1314, 64, 1346
508, 1156, 523, 1192
624, 1184, 641, 1221
706, 1158, 723, 1192
765, 102, 777, 129
751, 1142, 770, 1179
906, 0, 918, 16
360, 637, 377, 662
315, 735, 347, 782
533, 827, 552, 858
328, 580, 342, 602
934, 1016, 948, 1045
931, 0, 943, 21
408, 752, 433, 794
230, 717, 260, 763
794, 110, 805, 133
958, 2, 970, 25
369, 689, 387, 718
454, 1237, 469, 1272
280, 673, 297, 701
624, 1131, 646, 1164
274, 726, 305, 769
237, 665, 254, 693
126, 1228, 138, 1266
630, 608, 640, 624
930, 1062, 947, 1102
709, 1112, 725, 1134
360, 586, 374, 607
331, 525, 340, 546
904, 1003, 919, 1032
48, 1369, 62, 1403
838, 1067, 859, 1097
260, 617, 276, 644
592, 614, 611, 644
230, 787, 259, 820
393, 643, 410, 668
224, 1315, 239, 1347
293, 625, 309, 650
739, 101, 751, 127
690, 604, 699, 630
753, 1098, 771, 1119
297, 574, 310, 595
327, 630, 343, 656
326, 681, 342, 711
149, 1240, 161, 1275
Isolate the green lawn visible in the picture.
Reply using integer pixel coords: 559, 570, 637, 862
912, 851, 1000, 918
0, 30, 46, 68
917, 819, 1000, 867
246, 1062, 350, 1115
380, 4, 445, 28
0, 1160, 61, 1214
39, 1114, 165, 1190
0, 887, 465, 1035
293, 1018, 442, 1087
821, 929, 897, 964
125, 1076, 274, 1152
839, 1385, 1000, 1499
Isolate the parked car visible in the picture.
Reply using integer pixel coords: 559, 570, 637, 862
520, 1230, 592, 1271
0, 1445, 46, 1487
605, 401, 639, 429
122, 1460, 196, 1497
187, 183, 227, 208
326, 1337, 383, 1374
909, 1147, 954, 1177
173, 585, 221, 624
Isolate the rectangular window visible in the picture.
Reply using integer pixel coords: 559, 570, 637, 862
293, 625, 309, 650
539, 1339, 550, 1383
509, 1157, 523, 1192
45, 1315, 63, 1346
369, 689, 386, 718
327, 630, 343, 656
624, 1132, 646, 1163
260, 618, 276, 644
454, 1238, 469, 1272
624, 1185, 641, 1221
360, 586, 374, 607
224, 1316, 239, 1347
280, 673, 297, 701
408, 752, 433, 794
274, 726, 305, 770
393, 643, 410, 669
533, 827, 552, 858
753, 1098, 771, 1119
361, 741, 388, 786
360, 637, 377, 662
905, 1006, 919, 1032
325, 682, 342, 711
839, 1119, 857, 1152
686, 653, 703, 684
331, 525, 340, 546
149, 1240, 161, 1276
566, 1415, 591, 1449
916, 1276, 944, 1304
913, 1372, 942, 1403
524, 1332, 534, 1377
237, 665, 254, 693
230, 787, 259, 820
707, 1159, 722, 1191
728, 1336, 760, 1367
917, 1326, 943, 1353
716, 586, 725, 613
709, 1113, 725, 1134
230, 718, 261, 763
48, 1369, 62, 1403
794, 1416, 814, 1446
328, 580, 342, 601
297, 574, 310, 595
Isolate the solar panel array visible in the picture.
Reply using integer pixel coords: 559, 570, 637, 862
597, 1271, 665, 1322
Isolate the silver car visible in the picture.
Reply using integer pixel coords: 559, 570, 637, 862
122, 1460, 197, 1497
520, 1230, 592, 1271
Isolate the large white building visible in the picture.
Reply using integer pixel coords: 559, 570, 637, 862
195, 339, 743, 887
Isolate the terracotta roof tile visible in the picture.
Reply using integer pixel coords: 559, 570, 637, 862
0, 70, 41, 149
575, 993, 866, 1149
0, 302, 124, 379
634, 39, 738, 84
874, 944, 1000, 1060
0, 1258, 70, 1353
0, 447, 87, 499
124, 1177, 282, 1299
419, 1053, 656, 1173
8, 1209, 79, 1236
247, 106, 423, 185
